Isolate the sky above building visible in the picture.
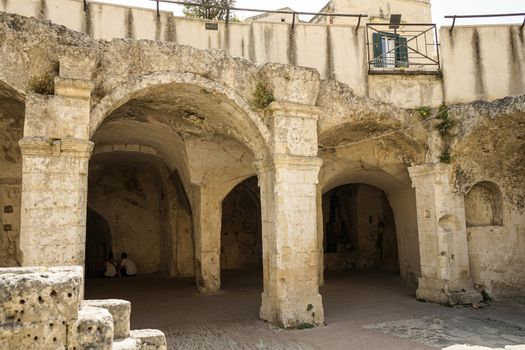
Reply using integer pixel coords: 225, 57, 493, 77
99, 0, 524, 26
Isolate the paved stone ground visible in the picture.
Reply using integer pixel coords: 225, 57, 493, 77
85, 270, 525, 350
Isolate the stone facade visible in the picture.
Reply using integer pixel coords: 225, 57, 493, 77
0, 0, 524, 336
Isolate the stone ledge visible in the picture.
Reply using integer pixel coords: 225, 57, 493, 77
83, 299, 131, 340
130, 329, 167, 350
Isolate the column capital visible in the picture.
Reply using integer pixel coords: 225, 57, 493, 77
254, 155, 323, 174
54, 77, 94, 99
408, 163, 453, 189
268, 102, 320, 120
19, 137, 94, 158
408, 163, 451, 179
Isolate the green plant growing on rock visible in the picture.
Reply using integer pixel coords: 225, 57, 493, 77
28, 61, 59, 95
250, 77, 274, 110
417, 106, 432, 119
29, 72, 55, 95
435, 104, 454, 164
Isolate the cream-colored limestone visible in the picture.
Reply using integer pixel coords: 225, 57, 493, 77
192, 185, 222, 294
83, 299, 131, 340
18, 49, 95, 267
257, 102, 324, 327
0, 266, 83, 349
314, 0, 432, 24
19, 137, 93, 266
409, 163, 481, 305
0, 10, 523, 332
0, 266, 166, 349
441, 26, 525, 104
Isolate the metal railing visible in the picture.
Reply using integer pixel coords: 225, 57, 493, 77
445, 13, 525, 32
366, 23, 440, 74
147, 0, 368, 31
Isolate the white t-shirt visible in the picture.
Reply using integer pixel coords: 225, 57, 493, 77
104, 262, 117, 277
120, 258, 137, 275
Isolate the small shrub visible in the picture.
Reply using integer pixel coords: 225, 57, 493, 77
29, 72, 55, 95
417, 106, 432, 119
28, 61, 59, 95
250, 78, 274, 110
436, 118, 455, 136
439, 150, 451, 164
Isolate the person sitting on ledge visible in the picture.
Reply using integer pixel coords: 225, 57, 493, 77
119, 252, 137, 277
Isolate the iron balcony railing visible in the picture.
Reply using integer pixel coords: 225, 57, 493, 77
366, 23, 441, 74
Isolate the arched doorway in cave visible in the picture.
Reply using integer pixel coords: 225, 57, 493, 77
322, 184, 399, 274
220, 176, 262, 288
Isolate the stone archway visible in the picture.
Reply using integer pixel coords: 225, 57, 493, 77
322, 183, 400, 274
87, 72, 271, 296
89, 71, 271, 161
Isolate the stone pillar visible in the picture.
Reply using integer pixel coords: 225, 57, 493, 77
19, 48, 95, 267
408, 163, 481, 305
19, 138, 93, 266
192, 186, 221, 294
256, 102, 324, 328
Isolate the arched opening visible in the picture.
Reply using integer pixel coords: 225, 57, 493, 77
84, 75, 269, 330
317, 120, 426, 315
220, 176, 262, 288
0, 81, 24, 267
87, 152, 190, 277
322, 184, 399, 273
465, 181, 503, 227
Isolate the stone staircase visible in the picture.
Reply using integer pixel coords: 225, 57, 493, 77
0, 266, 167, 350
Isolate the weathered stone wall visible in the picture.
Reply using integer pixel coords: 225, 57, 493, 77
88, 162, 164, 274
441, 26, 525, 104
450, 97, 525, 298
2, 1, 525, 109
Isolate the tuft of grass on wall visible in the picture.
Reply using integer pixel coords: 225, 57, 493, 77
250, 77, 274, 110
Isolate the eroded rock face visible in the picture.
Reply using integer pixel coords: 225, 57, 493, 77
0, 266, 167, 349
0, 266, 83, 349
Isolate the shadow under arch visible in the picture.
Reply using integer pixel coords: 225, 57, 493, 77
320, 164, 421, 288
0, 79, 25, 267
89, 71, 271, 161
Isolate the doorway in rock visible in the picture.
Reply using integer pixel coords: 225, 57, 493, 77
85, 207, 112, 277
220, 176, 263, 289
322, 184, 399, 274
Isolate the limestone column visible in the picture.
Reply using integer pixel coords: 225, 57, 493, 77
19, 138, 93, 266
256, 102, 324, 328
192, 186, 221, 294
408, 163, 481, 305
19, 48, 96, 267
